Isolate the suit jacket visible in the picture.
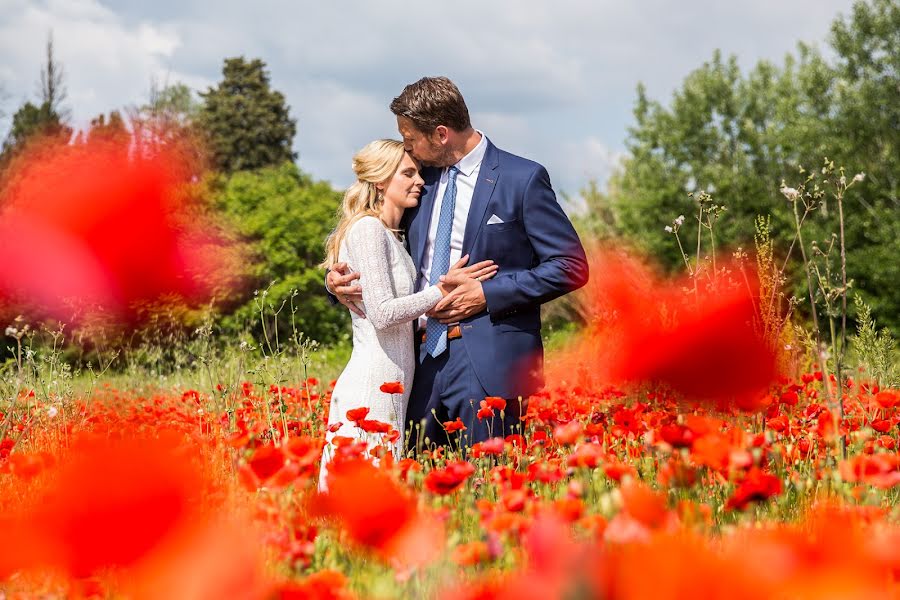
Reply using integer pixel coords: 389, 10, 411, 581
400, 139, 589, 399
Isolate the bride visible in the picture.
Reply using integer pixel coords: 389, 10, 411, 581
318, 139, 496, 487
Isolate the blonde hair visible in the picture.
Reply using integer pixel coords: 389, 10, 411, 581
321, 139, 406, 269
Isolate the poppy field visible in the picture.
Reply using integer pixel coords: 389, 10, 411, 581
1, 251, 898, 600
0, 136, 897, 599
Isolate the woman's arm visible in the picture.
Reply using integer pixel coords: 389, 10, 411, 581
345, 217, 442, 330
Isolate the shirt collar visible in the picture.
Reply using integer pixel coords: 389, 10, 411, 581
451, 130, 487, 178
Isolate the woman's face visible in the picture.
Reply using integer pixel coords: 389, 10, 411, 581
382, 152, 425, 210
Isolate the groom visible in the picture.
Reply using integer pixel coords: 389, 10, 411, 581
328, 77, 588, 451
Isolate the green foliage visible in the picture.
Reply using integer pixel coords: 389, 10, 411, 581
612, 0, 900, 333
200, 57, 297, 174
87, 110, 128, 144
1, 101, 72, 157
852, 295, 898, 388
212, 162, 347, 345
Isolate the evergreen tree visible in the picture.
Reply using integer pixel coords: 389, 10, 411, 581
199, 58, 297, 173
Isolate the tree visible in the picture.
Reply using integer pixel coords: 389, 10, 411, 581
128, 81, 204, 170
39, 31, 68, 120
212, 162, 346, 345
87, 110, 129, 145
1, 101, 72, 159
1, 32, 72, 161
612, 0, 899, 332
199, 58, 297, 174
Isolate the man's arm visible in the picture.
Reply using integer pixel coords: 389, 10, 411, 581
429, 165, 588, 323
480, 165, 588, 317
325, 263, 365, 317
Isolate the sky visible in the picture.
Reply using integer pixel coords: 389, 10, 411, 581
0, 0, 857, 200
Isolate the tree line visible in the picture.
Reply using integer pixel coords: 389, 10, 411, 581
0, 0, 896, 357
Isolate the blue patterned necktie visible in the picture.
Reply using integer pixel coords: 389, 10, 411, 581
423, 166, 460, 358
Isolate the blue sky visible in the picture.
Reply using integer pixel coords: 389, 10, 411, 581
0, 0, 856, 200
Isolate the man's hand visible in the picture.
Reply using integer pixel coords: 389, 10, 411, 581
428, 276, 487, 323
326, 262, 365, 318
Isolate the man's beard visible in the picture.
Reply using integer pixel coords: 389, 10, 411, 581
430, 143, 455, 168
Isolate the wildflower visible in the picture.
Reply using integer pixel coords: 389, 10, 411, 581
358, 419, 392, 434
675, 214, 685, 226
346, 407, 370, 423
313, 458, 439, 565
780, 184, 799, 201
47, 406, 59, 419
725, 468, 782, 510
424, 461, 475, 495
0, 432, 204, 578
553, 421, 584, 445
476, 402, 495, 420
248, 445, 286, 483
484, 397, 507, 411
443, 417, 467, 433
380, 381, 404, 394
874, 390, 899, 409
664, 225, 673, 233
452, 541, 491, 566
852, 172, 866, 183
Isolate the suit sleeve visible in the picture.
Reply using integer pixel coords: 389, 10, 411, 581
480, 166, 589, 316
324, 269, 339, 306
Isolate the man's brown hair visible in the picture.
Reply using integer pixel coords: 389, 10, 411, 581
390, 76, 471, 133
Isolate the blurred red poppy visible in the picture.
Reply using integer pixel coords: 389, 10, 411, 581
424, 460, 476, 495
0, 432, 203, 578
0, 135, 231, 321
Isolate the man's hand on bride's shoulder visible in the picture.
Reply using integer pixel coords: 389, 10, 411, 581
327, 262, 365, 317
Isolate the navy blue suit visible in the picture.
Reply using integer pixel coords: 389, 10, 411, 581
400, 139, 588, 449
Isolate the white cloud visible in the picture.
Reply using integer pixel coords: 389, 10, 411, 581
0, 0, 857, 194
0, 0, 193, 131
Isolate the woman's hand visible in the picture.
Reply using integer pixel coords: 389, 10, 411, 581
446, 254, 498, 282
436, 272, 469, 297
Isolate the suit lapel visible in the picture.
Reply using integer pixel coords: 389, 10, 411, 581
462, 140, 500, 255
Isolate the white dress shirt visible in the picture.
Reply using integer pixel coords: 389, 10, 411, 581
416, 131, 488, 329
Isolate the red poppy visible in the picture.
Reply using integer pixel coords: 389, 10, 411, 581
0, 432, 203, 578
725, 468, 782, 511
590, 251, 777, 406
274, 569, 351, 599
424, 461, 476, 495
0, 134, 230, 321
484, 397, 507, 411
380, 382, 404, 395
874, 390, 899, 409
658, 423, 694, 448
839, 454, 900, 488
443, 417, 467, 433
247, 444, 286, 482
358, 419, 392, 434
313, 458, 437, 565
471, 437, 506, 458
345, 407, 370, 423
566, 443, 604, 469
452, 541, 491, 567
553, 421, 584, 445
477, 401, 495, 420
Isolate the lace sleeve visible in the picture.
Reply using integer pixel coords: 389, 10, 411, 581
345, 217, 442, 330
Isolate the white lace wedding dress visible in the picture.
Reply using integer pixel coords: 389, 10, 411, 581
318, 216, 442, 489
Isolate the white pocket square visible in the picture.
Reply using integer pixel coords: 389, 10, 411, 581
487, 214, 504, 225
